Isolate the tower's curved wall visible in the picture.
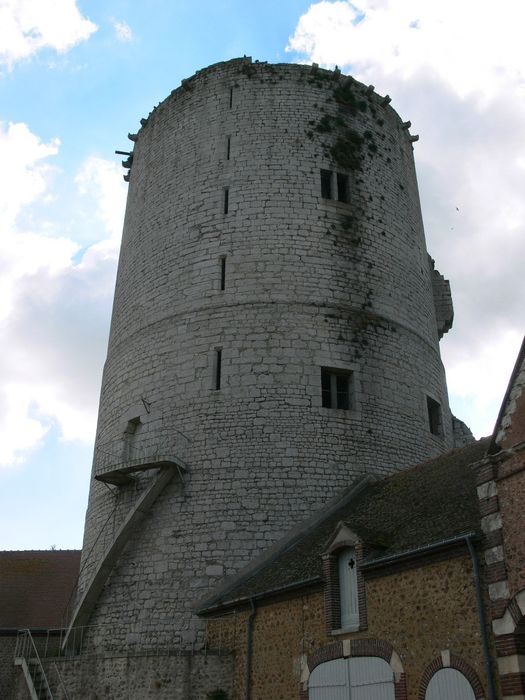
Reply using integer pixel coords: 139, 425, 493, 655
80, 58, 453, 642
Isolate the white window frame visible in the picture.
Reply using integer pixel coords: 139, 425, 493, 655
338, 548, 359, 630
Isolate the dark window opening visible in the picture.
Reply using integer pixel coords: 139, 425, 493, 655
321, 169, 350, 202
229, 87, 233, 108
123, 417, 142, 460
427, 396, 442, 435
124, 417, 141, 435
321, 169, 332, 199
226, 136, 231, 160
321, 369, 332, 407
220, 256, 226, 290
337, 173, 349, 203
223, 188, 229, 214
215, 349, 222, 390
322, 368, 353, 410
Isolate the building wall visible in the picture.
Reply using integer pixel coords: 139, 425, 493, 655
11, 652, 233, 700
0, 637, 17, 700
207, 554, 491, 700
78, 58, 454, 654
498, 351, 525, 599
476, 347, 525, 698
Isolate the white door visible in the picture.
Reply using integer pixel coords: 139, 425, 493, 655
309, 657, 395, 699
425, 668, 476, 700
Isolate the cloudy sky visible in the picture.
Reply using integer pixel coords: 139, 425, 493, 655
0, 0, 523, 550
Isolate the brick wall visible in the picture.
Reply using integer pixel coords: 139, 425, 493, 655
207, 554, 489, 700
476, 347, 525, 698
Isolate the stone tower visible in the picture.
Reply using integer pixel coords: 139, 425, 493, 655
70, 58, 455, 659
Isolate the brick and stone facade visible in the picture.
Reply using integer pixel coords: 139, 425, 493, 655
475, 339, 525, 699
76, 57, 455, 663
205, 554, 489, 699
200, 436, 495, 699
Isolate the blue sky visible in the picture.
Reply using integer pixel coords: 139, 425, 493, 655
0, 0, 523, 550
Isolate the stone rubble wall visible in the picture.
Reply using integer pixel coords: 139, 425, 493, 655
10, 652, 232, 700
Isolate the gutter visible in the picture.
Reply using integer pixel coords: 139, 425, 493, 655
198, 576, 321, 616
245, 599, 257, 700
465, 535, 497, 700
361, 532, 478, 570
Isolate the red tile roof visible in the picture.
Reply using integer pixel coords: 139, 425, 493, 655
0, 550, 80, 629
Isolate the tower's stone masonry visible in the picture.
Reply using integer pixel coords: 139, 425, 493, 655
78, 58, 455, 652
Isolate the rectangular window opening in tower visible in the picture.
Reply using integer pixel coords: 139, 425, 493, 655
223, 188, 229, 215
226, 136, 231, 160
321, 169, 350, 203
427, 396, 442, 435
337, 173, 349, 203
321, 169, 332, 199
229, 87, 233, 108
321, 368, 354, 410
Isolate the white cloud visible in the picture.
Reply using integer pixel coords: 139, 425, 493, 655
288, 0, 525, 437
112, 19, 133, 43
75, 156, 126, 243
287, 0, 525, 102
444, 329, 523, 438
0, 0, 97, 69
0, 121, 126, 467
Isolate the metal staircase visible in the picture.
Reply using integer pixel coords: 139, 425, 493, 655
14, 630, 53, 699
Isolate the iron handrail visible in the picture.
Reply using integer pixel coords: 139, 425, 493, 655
15, 629, 53, 699
52, 661, 70, 700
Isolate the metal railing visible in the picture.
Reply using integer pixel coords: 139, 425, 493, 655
38, 621, 208, 659
94, 433, 191, 475
60, 433, 192, 630
14, 629, 53, 699
52, 662, 70, 700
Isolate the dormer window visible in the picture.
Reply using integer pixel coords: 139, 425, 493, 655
338, 548, 359, 629
322, 524, 367, 634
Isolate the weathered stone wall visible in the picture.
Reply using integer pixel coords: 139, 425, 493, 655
207, 555, 492, 700
36, 652, 232, 700
428, 256, 453, 339
79, 57, 454, 655
0, 636, 17, 699
475, 346, 525, 698
496, 348, 525, 449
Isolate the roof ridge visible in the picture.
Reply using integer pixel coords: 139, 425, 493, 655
194, 474, 373, 613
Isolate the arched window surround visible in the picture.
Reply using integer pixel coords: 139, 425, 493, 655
419, 653, 485, 700
299, 638, 407, 700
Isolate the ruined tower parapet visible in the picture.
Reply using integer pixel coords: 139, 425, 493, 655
429, 255, 454, 339
77, 58, 455, 652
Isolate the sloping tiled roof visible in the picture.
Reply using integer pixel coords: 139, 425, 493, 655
199, 438, 489, 612
0, 550, 80, 629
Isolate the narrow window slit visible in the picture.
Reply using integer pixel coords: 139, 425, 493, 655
215, 349, 222, 390
223, 188, 229, 214
226, 136, 231, 160
220, 256, 226, 290
229, 87, 233, 109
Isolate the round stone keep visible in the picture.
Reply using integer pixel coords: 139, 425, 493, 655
77, 58, 454, 647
